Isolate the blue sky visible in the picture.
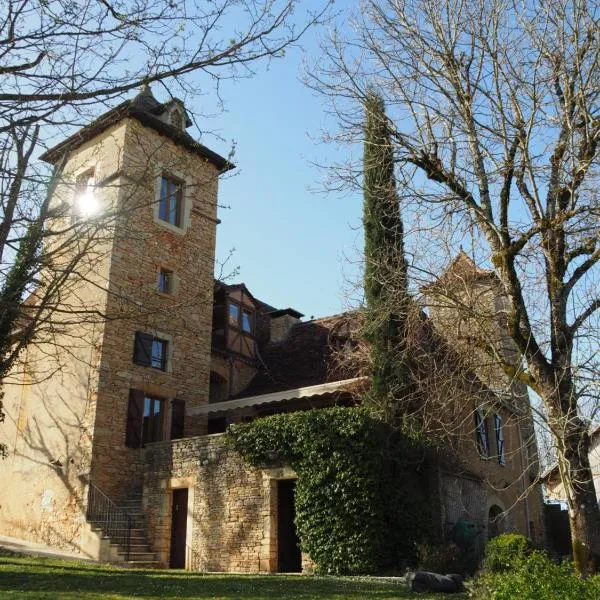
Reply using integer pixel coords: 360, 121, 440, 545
199, 5, 364, 319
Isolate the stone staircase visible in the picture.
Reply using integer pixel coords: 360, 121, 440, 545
86, 483, 163, 569
115, 494, 162, 568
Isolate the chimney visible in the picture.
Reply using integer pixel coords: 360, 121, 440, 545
268, 308, 303, 343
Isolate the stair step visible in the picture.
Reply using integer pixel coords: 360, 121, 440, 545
120, 553, 158, 562
121, 561, 163, 569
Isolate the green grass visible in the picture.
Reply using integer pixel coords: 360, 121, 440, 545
0, 555, 463, 599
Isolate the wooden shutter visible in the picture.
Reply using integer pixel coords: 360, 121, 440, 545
133, 332, 153, 366
125, 389, 145, 448
170, 399, 185, 440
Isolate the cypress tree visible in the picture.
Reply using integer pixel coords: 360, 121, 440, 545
362, 91, 412, 421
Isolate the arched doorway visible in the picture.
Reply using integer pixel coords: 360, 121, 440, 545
488, 504, 505, 539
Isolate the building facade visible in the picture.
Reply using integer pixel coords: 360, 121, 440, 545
0, 89, 544, 571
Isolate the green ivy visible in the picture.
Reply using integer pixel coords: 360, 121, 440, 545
228, 407, 432, 575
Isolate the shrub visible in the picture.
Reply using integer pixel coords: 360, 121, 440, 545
470, 551, 600, 600
417, 542, 478, 575
483, 533, 534, 573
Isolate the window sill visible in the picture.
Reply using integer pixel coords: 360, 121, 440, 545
154, 217, 187, 236
156, 290, 177, 299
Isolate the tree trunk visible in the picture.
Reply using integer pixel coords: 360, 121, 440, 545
561, 429, 600, 576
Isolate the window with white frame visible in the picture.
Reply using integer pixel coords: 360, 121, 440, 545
158, 175, 183, 228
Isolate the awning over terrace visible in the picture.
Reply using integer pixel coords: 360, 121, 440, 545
188, 377, 367, 416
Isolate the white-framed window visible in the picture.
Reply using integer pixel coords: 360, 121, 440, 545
158, 175, 183, 227
153, 168, 192, 234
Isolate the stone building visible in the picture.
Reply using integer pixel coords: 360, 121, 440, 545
0, 88, 544, 571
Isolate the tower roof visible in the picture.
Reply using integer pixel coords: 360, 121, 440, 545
422, 251, 498, 294
39, 86, 233, 171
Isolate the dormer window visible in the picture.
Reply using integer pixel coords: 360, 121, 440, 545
228, 301, 254, 334
171, 109, 183, 131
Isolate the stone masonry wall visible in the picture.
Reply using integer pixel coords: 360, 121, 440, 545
90, 117, 220, 498
142, 434, 306, 573
0, 124, 123, 552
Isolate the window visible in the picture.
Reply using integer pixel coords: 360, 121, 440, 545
142, 396, 164, 445
151, 338, 167, 370
475, 408, 490, 458
158, 176, 182, 227
125, 389, 164, 447
158, 268, 173, 294
171, 109, 183, 130
133, 332, 168, 371
228, 303, 240, 327
494, 413, 506, 466
228, 302, 254, 333
73, 169, 97, 220
242, 309, 253, 333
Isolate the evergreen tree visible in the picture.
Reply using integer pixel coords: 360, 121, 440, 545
362, 91, 412, 421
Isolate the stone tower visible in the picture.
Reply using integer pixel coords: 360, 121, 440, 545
0, 86, 231, 551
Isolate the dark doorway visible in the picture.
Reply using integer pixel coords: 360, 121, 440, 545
488, 504, 505, 540
277, 479, 301, 573
170, 488, 188, 568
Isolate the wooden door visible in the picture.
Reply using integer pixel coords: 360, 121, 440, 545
169, 488, 188, 568
277, 480, 301, 572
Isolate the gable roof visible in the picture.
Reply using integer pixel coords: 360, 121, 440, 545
39, 86, 234, 172
423, 251, 498, 294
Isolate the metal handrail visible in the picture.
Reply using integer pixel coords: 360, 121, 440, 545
86, 480, 132, 561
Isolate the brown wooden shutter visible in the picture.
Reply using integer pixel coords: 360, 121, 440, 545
170, 399, 185, 440
133, 332, 153, 366
125, 389, 145, 448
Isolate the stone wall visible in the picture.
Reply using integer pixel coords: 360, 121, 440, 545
89, 116, 221, 498
0, 125, 122, 551
142, 433, 308, 573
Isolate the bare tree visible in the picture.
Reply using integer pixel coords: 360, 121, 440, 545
310, 0, 600, 576
0, 0, 328, 456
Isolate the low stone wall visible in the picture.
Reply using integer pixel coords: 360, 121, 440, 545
142, 433, 303, 573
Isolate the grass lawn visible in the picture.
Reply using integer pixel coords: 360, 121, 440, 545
0, 555, 465, 599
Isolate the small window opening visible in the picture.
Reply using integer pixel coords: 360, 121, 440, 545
133, 332, 169, 371
158, 268, 173, 294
